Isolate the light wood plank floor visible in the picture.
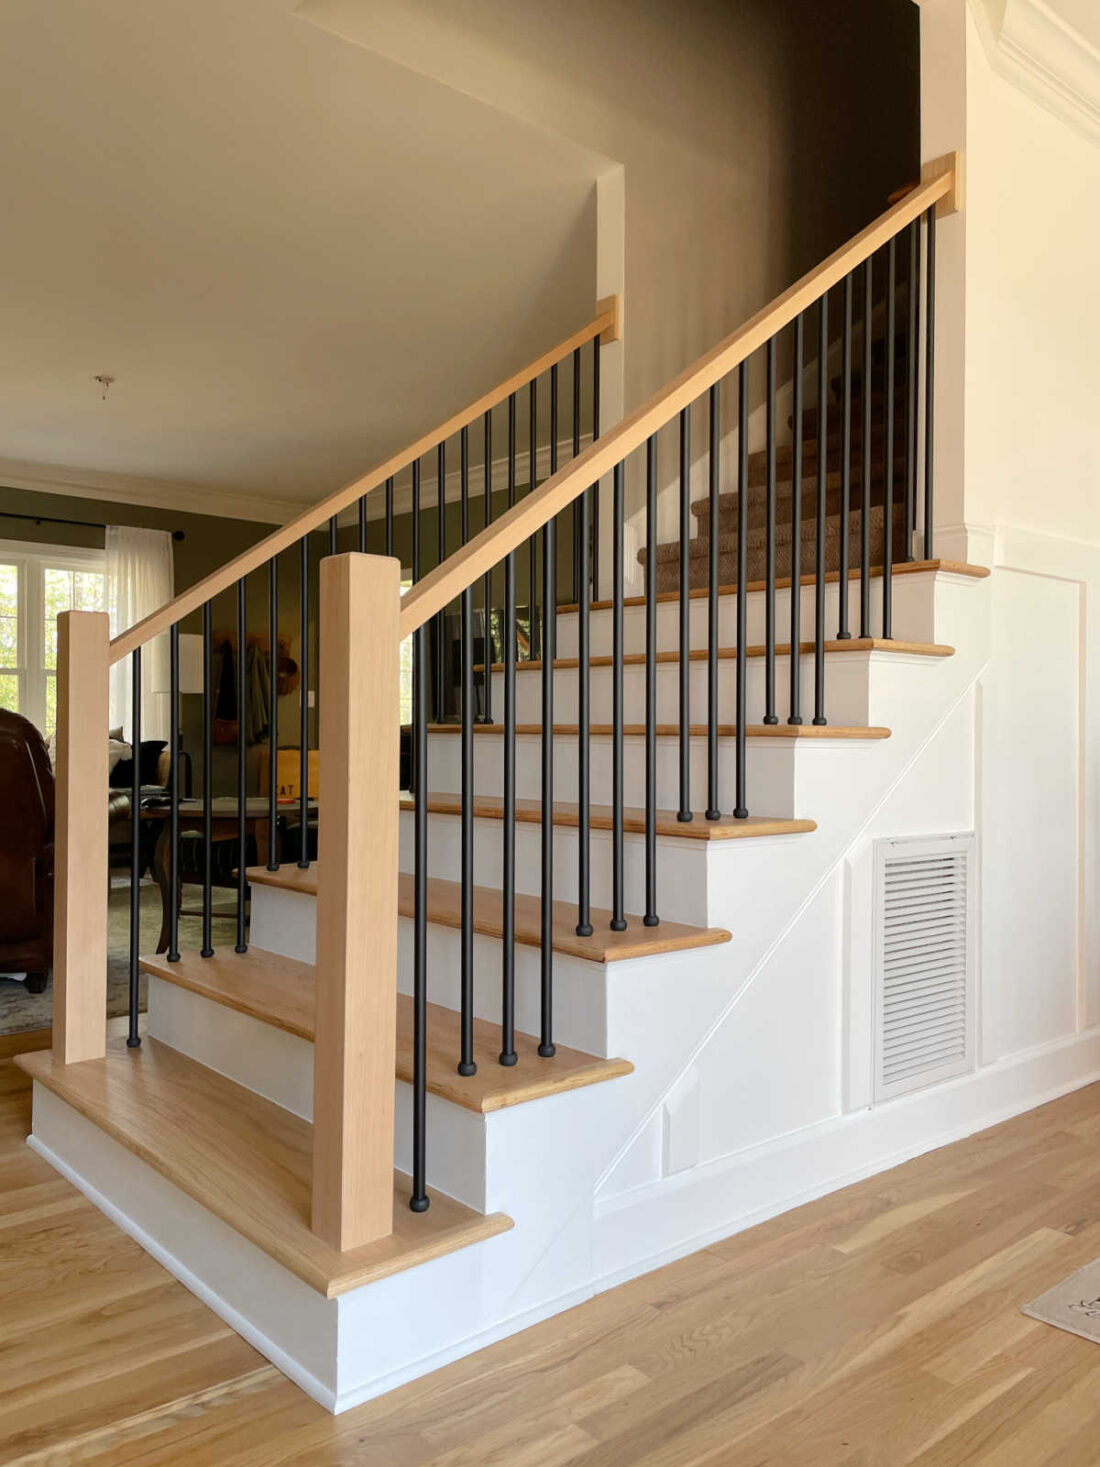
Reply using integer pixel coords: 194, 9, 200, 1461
5, 1029, 1100, 1464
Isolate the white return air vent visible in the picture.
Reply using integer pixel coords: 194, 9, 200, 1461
873, 835, 976, 1103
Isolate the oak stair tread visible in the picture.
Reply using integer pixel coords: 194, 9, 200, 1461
398, 794, 820, 840
557, 559, 989, 615
139, 949, 634, 1113
245, 866, 732, 962
481, 637, 953, 675
16, 1039, 513, 1299
423, 724, 890, 742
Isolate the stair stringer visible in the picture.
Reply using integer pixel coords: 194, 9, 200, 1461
586, 572, 997, 1284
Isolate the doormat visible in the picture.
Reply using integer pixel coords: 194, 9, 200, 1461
1023, 1259, 1100, 1345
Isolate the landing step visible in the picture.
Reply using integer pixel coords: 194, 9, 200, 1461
558, 559, 988, 616
482, 637, 954, 676
140, 949, 633, 1113
246, 866, 731, 963
399, 793, 819, 841
16, 1040, 513, 1298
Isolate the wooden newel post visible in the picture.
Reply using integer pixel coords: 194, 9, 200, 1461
53, 610, 111, 1065
312, 552, 402, 1252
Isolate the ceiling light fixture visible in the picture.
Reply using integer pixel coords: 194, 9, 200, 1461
93, 374, 115, 401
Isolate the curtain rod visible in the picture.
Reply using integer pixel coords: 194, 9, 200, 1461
0, 510, 185, 541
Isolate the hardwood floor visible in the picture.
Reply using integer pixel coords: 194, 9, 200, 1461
5, 1029, 1100, 1464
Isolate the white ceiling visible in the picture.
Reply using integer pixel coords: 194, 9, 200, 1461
0, 0, 602, 516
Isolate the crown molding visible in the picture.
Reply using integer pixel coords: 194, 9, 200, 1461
0, 456, 310, 525
968, 0, 1100, 146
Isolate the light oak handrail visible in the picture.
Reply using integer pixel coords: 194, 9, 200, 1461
398, 164, 955, 643
108, 301, 619, 666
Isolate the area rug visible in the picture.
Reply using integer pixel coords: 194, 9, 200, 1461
1022, 1260, 1100, 1345
0, 879, 240, 1036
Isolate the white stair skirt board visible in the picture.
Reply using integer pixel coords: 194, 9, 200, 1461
592, 1028, 1100, 1293
26, 1083, 593, 1415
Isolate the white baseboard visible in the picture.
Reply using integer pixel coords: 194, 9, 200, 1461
592, 1027, 1100, 1292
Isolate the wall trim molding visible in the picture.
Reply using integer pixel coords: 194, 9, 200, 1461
0, 456, 310, 526
594, 1025, 1100, 1292
968, 0, 1100, 146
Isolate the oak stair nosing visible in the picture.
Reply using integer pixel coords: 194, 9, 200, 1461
396, 794, 820, 841
244, 867, 732, 964
556, 559, 988, 616
139, 949, 633, 1115
481, 637, 954, 676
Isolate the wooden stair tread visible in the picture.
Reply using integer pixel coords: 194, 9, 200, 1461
557, 559, 988, 615
139, 949, 633, 1113
422, 723, 891, 742
17, 1039, 512, 1299
245, 866, 731, 963
482, 637, 954, 675
398, 794, 819, 841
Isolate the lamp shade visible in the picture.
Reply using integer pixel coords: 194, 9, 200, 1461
149, 632, 204, 694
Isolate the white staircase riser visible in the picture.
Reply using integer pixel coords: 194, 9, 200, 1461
397, 809, 717, 925
424, 729, 871, 820
554, 571, 939, 658
249, 883, 613, 1055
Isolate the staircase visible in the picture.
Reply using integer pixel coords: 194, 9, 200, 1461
18, 160, 985, 1414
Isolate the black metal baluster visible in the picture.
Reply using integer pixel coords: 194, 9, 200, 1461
459, 427, 475, 1077
789, 314, 804, 726
201, 604, 214, 956
267, 556, 279, 869
235, 578, 248, 953
924, 207, 937, 559
357, 496, 367, 554
645, 435, 659, 923
576, 472, 593, 941
482, 410, 493, 724
298, 538, 309, 868
385, 476, 395, 558
678, 407, 693, 818
167, 627, 179, 962
410, 612, 429, 1212
328, 515, 337, 558
764, 338, 778, 725
860, 256, 873, 637
883, 237, 897, 640
500, 395, 518, 1066
706, 386, 720, 817
734, 363, 749, 818
528, 379, 539, 662
906, 220, 920, 555
838, 275, 854, 639
412, 460, 421, 581
611, 460, 626, 931
591, 337, 601, 601
814, 295, 829, 727
128, 646, 142, 1047
572, 347, 582, 603
436, 442, 446, 717
540, 369, 557, 1058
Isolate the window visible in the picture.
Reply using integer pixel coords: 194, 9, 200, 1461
0, 542, 107, 740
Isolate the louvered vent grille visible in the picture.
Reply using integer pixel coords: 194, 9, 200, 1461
874, 836, 975, 1102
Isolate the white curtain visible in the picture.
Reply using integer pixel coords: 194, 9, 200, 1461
107, 526, 175, 744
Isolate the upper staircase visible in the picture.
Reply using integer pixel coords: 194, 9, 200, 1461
19, 155, 984, 1414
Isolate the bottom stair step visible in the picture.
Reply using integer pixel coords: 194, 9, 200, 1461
16, 1039, 513, 1298
139, 948, 634, 1113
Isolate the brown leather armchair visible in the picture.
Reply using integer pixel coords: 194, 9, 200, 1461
0, 708, 54, 992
